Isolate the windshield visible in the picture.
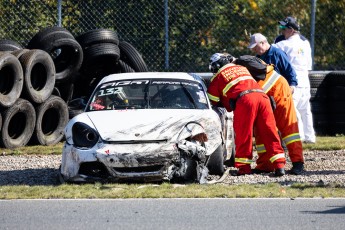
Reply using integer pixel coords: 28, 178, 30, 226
86, 78, 209, 111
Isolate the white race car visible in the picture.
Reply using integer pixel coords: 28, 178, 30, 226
60, 72, 233, 184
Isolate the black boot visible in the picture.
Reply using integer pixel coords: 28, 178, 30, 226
274, 168, 285, 177
252, 168, 272, 174
290, 162, 304, 175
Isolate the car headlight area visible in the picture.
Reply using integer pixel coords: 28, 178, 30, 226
72, 122, 100, 148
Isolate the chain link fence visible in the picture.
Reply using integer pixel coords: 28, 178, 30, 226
0, 0, 344, 72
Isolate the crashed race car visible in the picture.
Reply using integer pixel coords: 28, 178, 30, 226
59, 72, 234, 184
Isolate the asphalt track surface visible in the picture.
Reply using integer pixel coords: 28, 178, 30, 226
1, 198, 345, 230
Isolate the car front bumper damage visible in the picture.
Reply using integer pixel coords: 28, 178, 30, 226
60, 139, 209, 183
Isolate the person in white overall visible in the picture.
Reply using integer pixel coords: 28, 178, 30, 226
273, 16, 316, 143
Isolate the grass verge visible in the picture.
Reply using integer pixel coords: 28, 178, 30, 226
1, 183, 344, 199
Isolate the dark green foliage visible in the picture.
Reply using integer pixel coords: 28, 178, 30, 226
0, 0, 344, 72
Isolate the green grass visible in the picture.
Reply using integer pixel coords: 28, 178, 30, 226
1, 183, 344, 199
302, 135, 345, 151
1, 135, 345, 199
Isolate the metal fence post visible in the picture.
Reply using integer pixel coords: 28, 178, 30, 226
164, 0, 169, 70
310, 0, 317, 70
57, 0, 62, 27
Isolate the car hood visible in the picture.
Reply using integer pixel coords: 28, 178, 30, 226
86, 109, 210, 142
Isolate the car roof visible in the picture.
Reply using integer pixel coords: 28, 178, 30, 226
98, 72, 203, 84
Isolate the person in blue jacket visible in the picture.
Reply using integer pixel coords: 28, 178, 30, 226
247, 33, 297, 94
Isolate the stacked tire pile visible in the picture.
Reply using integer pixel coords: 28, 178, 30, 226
310, 71, 345, 135
0, 48, 68, 149
0, 26, 148, 148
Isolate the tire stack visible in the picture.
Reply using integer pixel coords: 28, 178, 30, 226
309, 71, 345, 135
72, 29, 148, 99
0, 26, 148, 148
27, 27, 148, 119
0, 48, 69, 149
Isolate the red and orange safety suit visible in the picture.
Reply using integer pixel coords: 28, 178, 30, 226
255, 66, 304, 171
207, 63, 286, 173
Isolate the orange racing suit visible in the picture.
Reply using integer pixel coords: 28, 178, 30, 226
255, 66, 303, 171
207, 63, 286, 173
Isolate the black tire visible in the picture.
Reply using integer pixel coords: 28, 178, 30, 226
27, 26, 75, 49
329, 101, 345, 113
34, 37, 83, 83
55, 81, 74, 103
30, 95, 69, 146
0, 39, 23, 51
0, 98, 36, 149
207, 144, 225, 175
309, 71, 330, 88
0, 52, 24, 107
83, 42, 120, 63
326, 71, 345, 87
310, 101, 328, 114
18, 49, 56, 104
119, 41, 148, 72
327, 113, 345, 135
76, 29, 120, 48
81, 42, 120, 79
328, 86, 345, 101
118, 60, 135, 73
68, 72, 89, 98
313, 113, 329, 135
310, 87, 328, 102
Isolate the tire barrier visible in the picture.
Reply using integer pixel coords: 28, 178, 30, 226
0, 39, 23, 51
11, 49, 31, 59
76, 29, 122, 98
30, 95, 69, 146
0, 52, 24, 108
76, 28, 120, 47
0, 98, 36, 149
118, 41, 148, 72
0, 27, 149, 148
18, 49, 56, 104
27, 26, 83, 83
309, 71, 345, 135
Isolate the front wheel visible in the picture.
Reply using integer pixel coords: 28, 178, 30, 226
207, 144, 225, 175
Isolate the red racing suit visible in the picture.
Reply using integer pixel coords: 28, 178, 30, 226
255, 66, 304, 171
207, 63, 286, 171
